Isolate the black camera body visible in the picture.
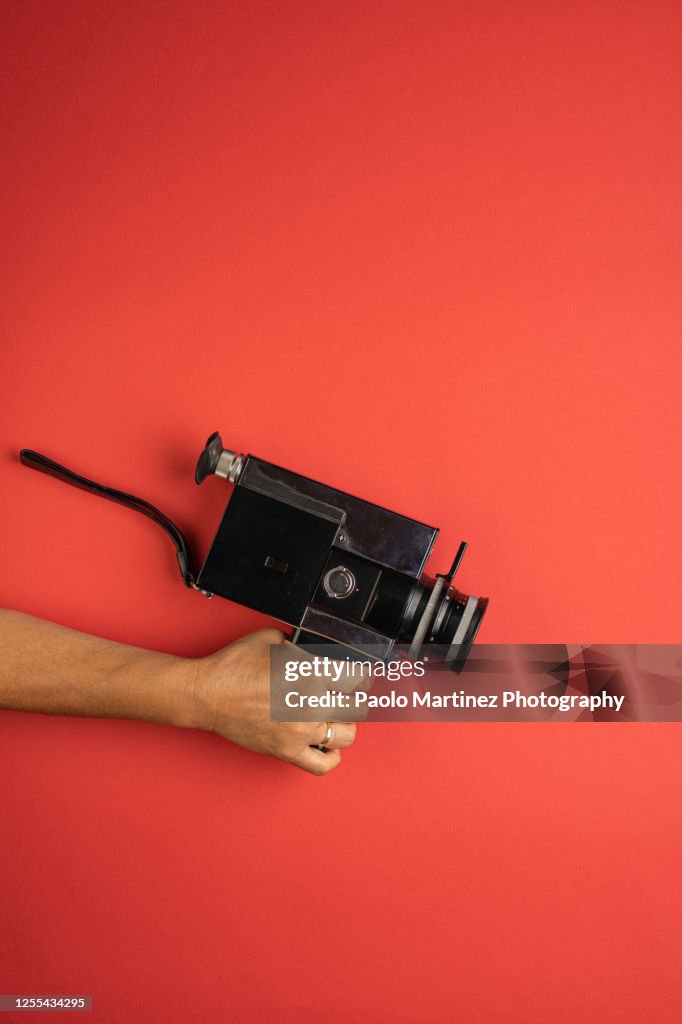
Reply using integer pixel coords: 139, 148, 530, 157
194, 433, 487, 666
20, 430, 488, 668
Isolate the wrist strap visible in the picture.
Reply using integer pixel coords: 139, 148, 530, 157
19, 449, 195, 587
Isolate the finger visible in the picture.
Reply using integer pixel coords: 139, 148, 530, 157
313, 721, 357, 749
293, 747, 342, 776
280, 641, 374, 694
352, 700, 370, 722
327, 660, 374, 694
254, 627, 288, 645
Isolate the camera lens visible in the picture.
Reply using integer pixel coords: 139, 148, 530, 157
323, 566, 356, 599
399, 577, 488, 668
434, 587, 488, 650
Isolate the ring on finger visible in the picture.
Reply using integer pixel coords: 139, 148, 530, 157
321, 722, 334, 747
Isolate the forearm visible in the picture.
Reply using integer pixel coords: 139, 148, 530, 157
0, 610, 195, 728
0, 611, 354, 774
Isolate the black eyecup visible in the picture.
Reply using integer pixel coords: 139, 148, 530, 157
195, 431, 224, 485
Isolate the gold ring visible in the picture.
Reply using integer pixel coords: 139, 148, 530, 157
321, 722, 334, 747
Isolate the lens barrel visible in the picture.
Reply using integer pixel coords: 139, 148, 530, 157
399, 576, 488, 669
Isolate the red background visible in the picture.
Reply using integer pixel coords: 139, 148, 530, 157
1, 2, 681, 1021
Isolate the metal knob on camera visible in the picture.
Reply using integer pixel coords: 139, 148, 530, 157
323, 566, 356, 599
195, 431, 245, 485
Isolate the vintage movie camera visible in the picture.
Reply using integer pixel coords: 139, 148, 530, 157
20, 431, 488, 668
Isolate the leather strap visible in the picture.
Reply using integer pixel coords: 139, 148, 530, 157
19, 449, 195, 587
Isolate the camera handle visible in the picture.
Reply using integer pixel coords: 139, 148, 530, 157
19, 449, 198, 590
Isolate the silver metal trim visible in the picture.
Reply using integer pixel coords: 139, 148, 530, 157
444, 595, 479, 662
215, 450, 244, 484
408, 575, 445, 658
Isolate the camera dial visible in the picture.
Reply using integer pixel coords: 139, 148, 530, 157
323, 566, 356, 599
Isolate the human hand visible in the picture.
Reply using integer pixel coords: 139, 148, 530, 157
185, 628, 359, 775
